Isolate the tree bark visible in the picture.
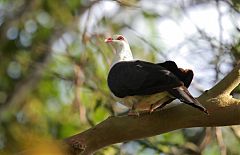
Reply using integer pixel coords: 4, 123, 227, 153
64, 64, 240, 155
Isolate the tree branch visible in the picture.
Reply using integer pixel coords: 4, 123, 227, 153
64, 64, 240, 155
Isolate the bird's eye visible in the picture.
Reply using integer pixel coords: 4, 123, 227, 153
117, 36, 124, 40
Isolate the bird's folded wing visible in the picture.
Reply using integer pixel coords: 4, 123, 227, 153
107, 60, 183, 98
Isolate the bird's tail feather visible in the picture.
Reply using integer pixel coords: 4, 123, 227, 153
168, 86, 209, 114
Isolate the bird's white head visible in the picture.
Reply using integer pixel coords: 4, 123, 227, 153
105, 35, 133, 65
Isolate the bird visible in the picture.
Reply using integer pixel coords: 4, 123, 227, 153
105, 34, 208, 115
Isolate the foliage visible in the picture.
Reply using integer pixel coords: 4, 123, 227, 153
0, 0, 240, 154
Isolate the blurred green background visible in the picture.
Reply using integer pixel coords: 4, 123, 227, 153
0, 0, 240, 154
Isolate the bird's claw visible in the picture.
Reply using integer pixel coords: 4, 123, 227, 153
128, 110, 140, 116
149, 104, 155, 114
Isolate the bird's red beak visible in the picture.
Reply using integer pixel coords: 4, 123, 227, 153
105, 37, 113, 43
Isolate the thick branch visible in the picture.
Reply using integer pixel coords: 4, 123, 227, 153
64, 64, 240, 155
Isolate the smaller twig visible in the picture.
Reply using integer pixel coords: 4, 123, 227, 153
73, 64, 87, 123
215, 127, 227, 155
82, 8, 92, 43
200, 127, 213, 151
230, 126, 240, 143
214, 0, 224, 82
52, 72, 74, 81
220, 0, 240, 14
135, 139, 163, 153
114, 0, 140, 8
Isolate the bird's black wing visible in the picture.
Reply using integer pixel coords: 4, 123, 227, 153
107, 60, 183, 98
157, 61, 193, 88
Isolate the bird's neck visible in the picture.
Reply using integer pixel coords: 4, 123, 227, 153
111, 43, 133, 66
